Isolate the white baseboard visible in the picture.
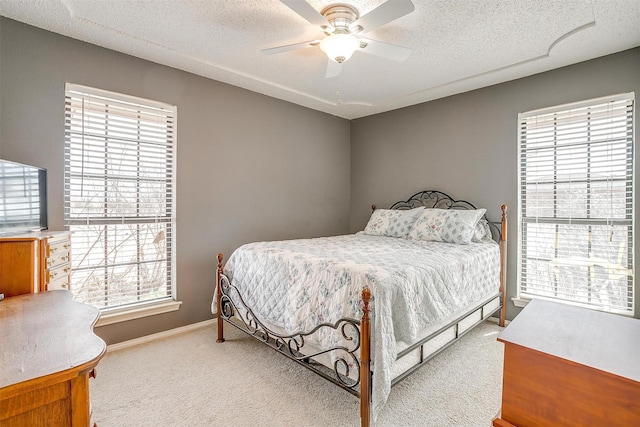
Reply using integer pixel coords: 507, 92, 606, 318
106, 318, 216, 353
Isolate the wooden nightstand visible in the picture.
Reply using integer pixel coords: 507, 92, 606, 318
493, 299, 640, 427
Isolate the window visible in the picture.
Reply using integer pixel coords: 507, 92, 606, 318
518, 93, 634, 315
64, 84, 176, 313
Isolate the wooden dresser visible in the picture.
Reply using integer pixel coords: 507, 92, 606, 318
493, 299, 640, 427
0, 231, 71, 297
0, 291, 105, 426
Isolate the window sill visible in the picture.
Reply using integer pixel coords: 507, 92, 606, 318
95, 299, 182, 327
512, 297, 530, 308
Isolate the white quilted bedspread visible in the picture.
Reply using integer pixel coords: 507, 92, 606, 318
216, 233, 499, 419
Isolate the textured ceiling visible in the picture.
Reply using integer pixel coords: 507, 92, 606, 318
1, 0, 639, 119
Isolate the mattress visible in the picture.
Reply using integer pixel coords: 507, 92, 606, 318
213, 233, 500, 419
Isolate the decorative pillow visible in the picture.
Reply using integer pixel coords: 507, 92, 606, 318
363, 207, 424, 238
408, 208, 486, 244
472, 219, 494, 243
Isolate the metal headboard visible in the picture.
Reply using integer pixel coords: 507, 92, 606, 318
373, 190, 502, 242
388, 190, 477, 211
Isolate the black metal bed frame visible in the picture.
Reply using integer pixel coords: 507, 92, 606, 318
215, 190, 508, 427
218, 271, 364, 395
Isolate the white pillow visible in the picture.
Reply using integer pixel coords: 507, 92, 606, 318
363, 207, 424, 238
471, 219, 494, 243
408, 208, 486, 244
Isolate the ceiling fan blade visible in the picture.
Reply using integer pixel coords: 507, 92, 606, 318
326, 60, 343, 79
358, 38, 412, 62
281, 0, 330, 27
350, 0, 415, 33
262, 40, 320, 55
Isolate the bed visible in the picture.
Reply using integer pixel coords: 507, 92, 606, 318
213, 190, 507, 427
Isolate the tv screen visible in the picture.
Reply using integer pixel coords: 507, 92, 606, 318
0, 159, 48, 235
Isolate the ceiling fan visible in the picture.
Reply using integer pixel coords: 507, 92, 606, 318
262, 0, 415, 78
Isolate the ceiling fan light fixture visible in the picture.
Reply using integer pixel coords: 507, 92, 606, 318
319, 33, 359, 63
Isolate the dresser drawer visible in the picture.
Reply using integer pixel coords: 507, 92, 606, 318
46, 263, 71, 285
48, 273, 71, 291
45, 239, 71, 268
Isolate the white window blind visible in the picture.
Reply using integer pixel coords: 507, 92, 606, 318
518, 93, 634, 315
64, 83, 176, 311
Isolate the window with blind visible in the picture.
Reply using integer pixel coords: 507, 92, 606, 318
518, 93, 634, 315
64, 83, 176, 311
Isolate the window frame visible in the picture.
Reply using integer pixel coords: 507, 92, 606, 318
515, 93, 635, 316
64, 83, 180, 324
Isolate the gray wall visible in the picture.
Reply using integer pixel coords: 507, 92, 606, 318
350, 47, 640, 320
0, 18, 351, 344
2, 18, 638, 344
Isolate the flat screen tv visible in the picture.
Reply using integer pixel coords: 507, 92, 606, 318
0, 159, 48, 235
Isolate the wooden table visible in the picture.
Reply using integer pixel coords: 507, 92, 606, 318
493, 299, 640, 427
0, 291, 106, 426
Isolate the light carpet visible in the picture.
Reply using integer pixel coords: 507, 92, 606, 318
91, 321, 504, 427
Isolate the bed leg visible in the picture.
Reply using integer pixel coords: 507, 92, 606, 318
499, 205, 508, 327
216, 253, 225, 343
360, 287, 372, 427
